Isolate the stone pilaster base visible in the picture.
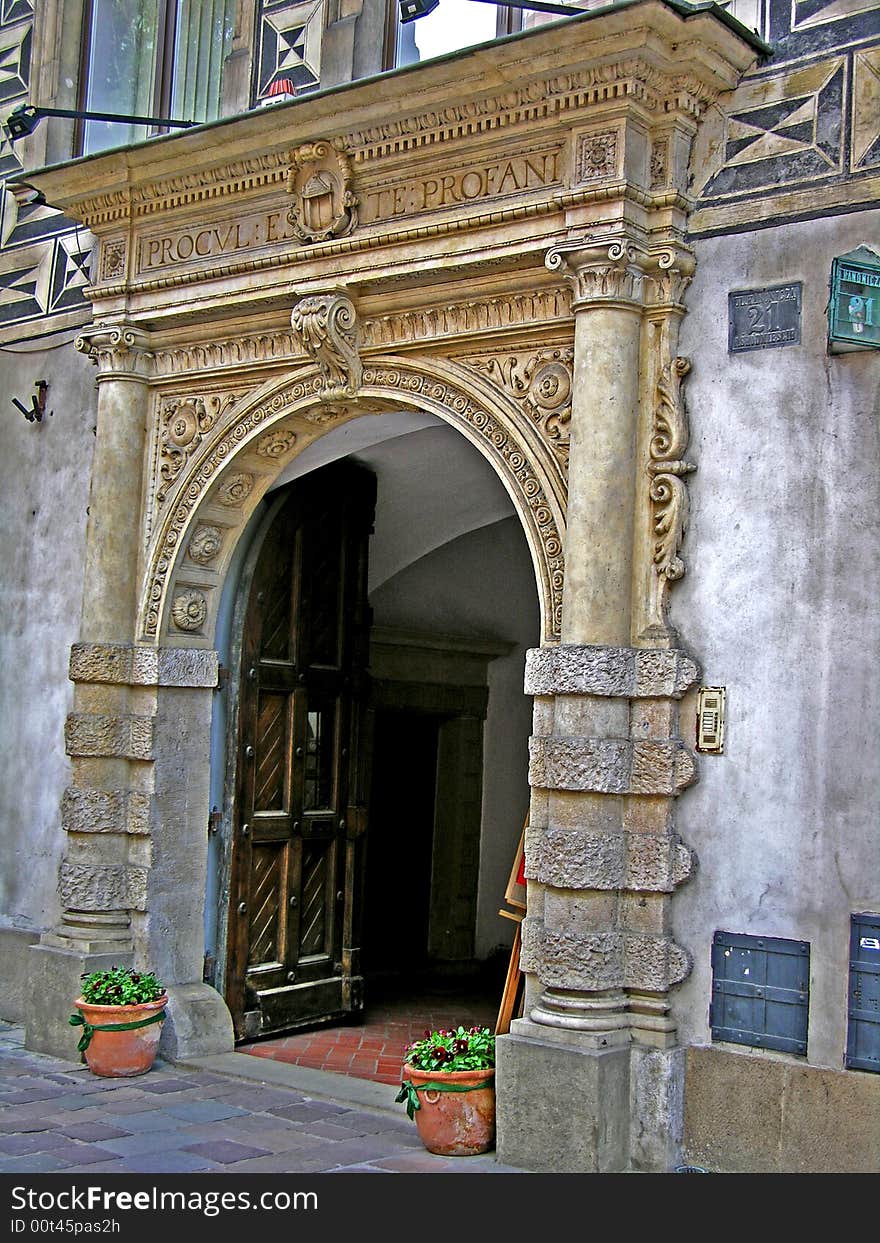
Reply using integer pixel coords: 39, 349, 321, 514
629, 1043, 685, 1171
25, 943, 133, 1059
496, 1021, 687, 1171
495, 1020, 630, 1172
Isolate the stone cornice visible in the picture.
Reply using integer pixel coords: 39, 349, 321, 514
18, 2, 758, 231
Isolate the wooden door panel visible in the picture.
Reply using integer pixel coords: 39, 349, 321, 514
225, 461, 376, 1039
253, 692, 291, 813
246, 842, 288, 969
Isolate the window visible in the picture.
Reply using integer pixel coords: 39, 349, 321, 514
386, 0, 522, 70
79, 0, 236, 155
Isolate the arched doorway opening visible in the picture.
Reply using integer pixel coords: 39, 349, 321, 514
212, 408, 540, 1060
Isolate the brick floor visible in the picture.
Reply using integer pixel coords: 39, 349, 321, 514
239, 982, 498, 1085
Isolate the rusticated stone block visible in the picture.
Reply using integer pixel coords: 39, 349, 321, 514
623, 934, 691, 991
631, 741, 697, 793
61, 788, 150, 835
70, 643, 218, 688
524, 645, 699, 699
529, 736, 697, 795
529, 737, 629, 793
59, 862, 148, 912
526, 824, 624, 889
626, 833, 695, 891
520, 916, 624, 990
65, 713, 154, 760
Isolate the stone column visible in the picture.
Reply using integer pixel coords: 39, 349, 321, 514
495, 237, 701, 1172
25, 327, 233, 1060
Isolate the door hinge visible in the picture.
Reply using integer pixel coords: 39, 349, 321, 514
208, 806, 221, 836
215, 664, 229, 690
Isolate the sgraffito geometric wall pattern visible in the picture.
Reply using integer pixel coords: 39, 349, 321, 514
691, 0, 879, 234
251, 0, 323, 103
0, 1, 94, 347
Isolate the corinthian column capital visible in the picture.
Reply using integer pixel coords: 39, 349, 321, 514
546, 235, 648, 312
75, 323, 155, 380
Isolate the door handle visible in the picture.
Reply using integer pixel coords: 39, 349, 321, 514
244, 745, 254, 759
289, 895, 298, 908
238, 902, 247, 915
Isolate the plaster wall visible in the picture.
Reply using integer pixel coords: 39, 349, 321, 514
672, 210, 880, 1071
0, 342, 97, 957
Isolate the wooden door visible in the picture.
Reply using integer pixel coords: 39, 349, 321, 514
226, 461, 375, 1040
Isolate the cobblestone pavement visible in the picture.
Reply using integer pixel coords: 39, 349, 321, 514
0, 1022, 524, 1175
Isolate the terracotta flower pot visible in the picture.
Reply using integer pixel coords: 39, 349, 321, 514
402, 1063, 496, 1156
72, 994, 168, 1077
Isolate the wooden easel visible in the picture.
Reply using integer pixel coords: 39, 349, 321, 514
495, 822, 527, 1035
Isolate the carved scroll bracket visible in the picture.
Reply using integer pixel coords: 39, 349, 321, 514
545, 236, 648, 312
647, 349, 696, 632
291, 291, 362, 398
74, 323, 155, 380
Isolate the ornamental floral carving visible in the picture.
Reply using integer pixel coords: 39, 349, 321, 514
157, 393, 240, 506
171, 589, 208, 632
187, 525, 223, 565
575, 131, 618, 183
467, 349, 573, 471
291, 292, 361, 397
286, 139, 358, 243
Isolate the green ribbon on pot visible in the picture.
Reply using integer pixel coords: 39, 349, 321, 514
395, 1077, 494, 1121
68, 1009, 167, 1055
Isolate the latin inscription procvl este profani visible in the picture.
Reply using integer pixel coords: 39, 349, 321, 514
135, 147, 563, 275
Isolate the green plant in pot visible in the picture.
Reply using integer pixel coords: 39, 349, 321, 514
70, 966, 168, 1078
396, 1025, 496, 1156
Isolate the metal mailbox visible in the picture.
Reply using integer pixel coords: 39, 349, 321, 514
846, 913, 880, 1073
828, 246, 880, 352
710, 931, 810, 1056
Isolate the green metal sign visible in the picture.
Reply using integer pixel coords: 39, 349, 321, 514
829, 246, 880, 351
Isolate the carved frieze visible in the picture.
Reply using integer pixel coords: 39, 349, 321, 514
291, 292, 361, 397
287, 139, 358, 243
465, 349, 573, 472
364, 289, 571, 350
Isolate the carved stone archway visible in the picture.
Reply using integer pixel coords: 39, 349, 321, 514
142, 350, 568, 653
18, 0, 764, 1172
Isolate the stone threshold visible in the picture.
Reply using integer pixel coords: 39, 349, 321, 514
179, 1050, 403, 1115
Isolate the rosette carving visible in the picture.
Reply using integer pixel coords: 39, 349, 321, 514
291, 292, 361, 397
187, 525, 223, 566
171, 589, 208, 632
216, 472, 255, 507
